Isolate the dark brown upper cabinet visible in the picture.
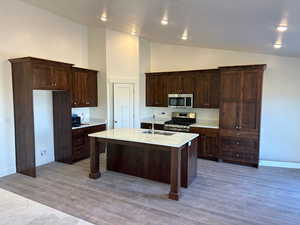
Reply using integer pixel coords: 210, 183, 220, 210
72, 67, 98, 108
219, 65, 265, 134
32, 60, 72, 91
146, 69, 219, 108
166, 73, 182, 94
181, 72, 195, 94
166, 72, 195, 94
193, 69, 220, 108
146, 73, 168, 107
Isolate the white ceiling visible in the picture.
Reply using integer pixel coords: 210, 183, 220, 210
21, 0, 300, 57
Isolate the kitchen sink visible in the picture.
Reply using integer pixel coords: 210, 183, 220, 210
142, 130, 175, 136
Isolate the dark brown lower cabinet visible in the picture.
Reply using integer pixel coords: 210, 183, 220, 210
190, 127, 219, 160
220, 136, 259, 167
140, 123, 164, 130
72, 124, 106, 163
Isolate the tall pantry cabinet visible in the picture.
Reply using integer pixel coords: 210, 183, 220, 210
219, 65, 266, 167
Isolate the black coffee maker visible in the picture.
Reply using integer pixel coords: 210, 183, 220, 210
72, 114, 81, 127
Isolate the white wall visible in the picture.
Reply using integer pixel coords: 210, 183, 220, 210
105, 30, 140, 128
0, 0, 88, 177
139, 39, 151, 118
150, 42, 300, 163
89, 27, 108, 121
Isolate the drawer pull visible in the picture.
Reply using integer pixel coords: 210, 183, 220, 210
236, 142, 240, 145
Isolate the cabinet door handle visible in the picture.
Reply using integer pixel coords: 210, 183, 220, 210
86, 102, 90, 104
236, 142, 240, 145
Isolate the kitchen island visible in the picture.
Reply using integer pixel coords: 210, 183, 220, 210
89, 128, 199, 200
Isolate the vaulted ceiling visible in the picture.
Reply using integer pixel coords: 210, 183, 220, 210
21, 0, 300, 57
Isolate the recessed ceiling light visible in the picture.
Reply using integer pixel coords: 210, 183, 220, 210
161, 18, 168, 25
181, 36, 188, 40
131, 30, 136, 36
277, 25, 288, 32
273, 43, 282, 49
181, 29, 188, 40
100, 15, 107, 22
97, 12, 107, 22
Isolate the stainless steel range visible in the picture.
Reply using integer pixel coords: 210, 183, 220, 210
164, 112, 196, 132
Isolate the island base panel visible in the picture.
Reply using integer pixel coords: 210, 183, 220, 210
106, 139, 197, 188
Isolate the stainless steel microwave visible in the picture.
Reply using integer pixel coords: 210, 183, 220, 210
168, 94, 193, 108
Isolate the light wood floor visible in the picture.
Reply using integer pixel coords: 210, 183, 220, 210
0, 159, 299, 225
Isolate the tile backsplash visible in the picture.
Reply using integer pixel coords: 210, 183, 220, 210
145, 107, 219, 122
72, 108, 90, 123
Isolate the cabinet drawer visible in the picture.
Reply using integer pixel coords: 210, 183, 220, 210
73, 146, 86, 161
220, 137, 258, 151
190, 127, 219, 137
220, 129, 258, 139
72, 136, 85, 147
87, 124, 106, 134
220, 136, 258, 163
222, 149, 258, 163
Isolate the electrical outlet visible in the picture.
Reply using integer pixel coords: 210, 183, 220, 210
40, 149, 47, 157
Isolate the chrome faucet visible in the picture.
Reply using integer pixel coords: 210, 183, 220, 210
151, 112, 166, 134
152, 114, 155, 134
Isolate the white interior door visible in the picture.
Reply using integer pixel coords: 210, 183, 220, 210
113, 83, 134, 128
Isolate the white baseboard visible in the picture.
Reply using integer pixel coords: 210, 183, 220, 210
259, 160, 300, 169
0, 167, 16, 178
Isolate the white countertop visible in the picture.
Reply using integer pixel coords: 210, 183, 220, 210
89, 128, 199, 148
72, 119, 106, 130
190, 120, 219, 129
141, 118, 219, 129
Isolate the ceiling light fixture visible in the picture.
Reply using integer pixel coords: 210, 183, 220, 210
161, 17, 168, 26
181, 29, 188, 40
181, 35, 188, 40
277, 25, 288, 32
97, 11, 107, 22
273, 43, 282, 49
100, 14, 107, 22
131, 30, 136, 36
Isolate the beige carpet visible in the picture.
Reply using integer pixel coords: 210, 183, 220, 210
0, 188, 93, 225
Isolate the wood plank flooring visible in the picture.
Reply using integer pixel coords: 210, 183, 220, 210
0, 159, 299, 225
